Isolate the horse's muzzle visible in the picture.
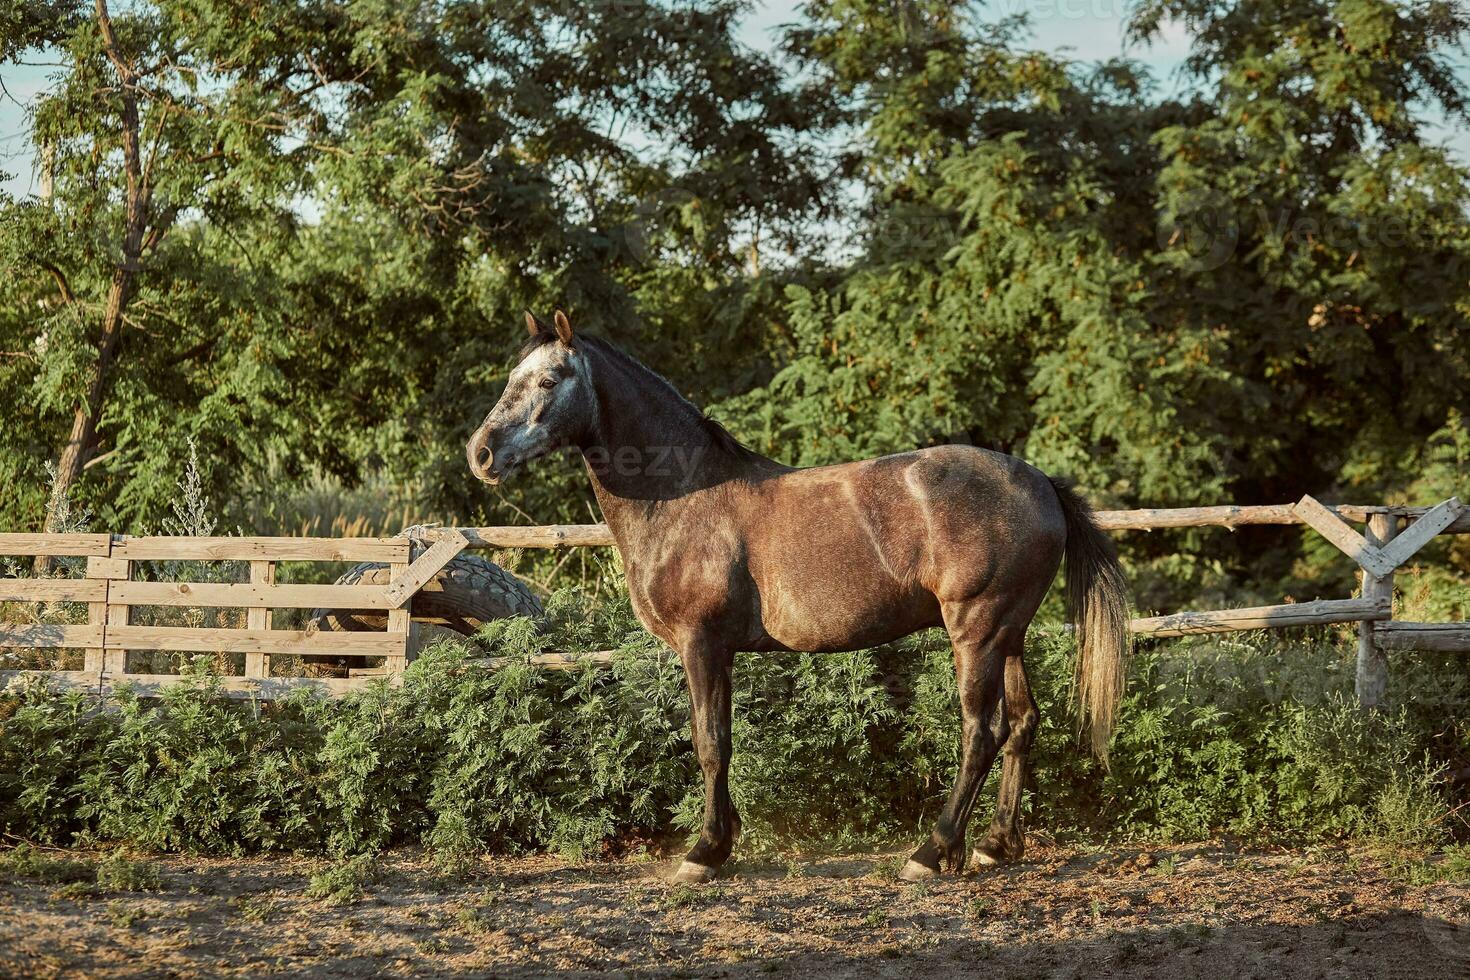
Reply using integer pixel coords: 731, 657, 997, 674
467, 430, 503, 485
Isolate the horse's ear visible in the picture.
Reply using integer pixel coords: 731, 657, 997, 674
523, 310, 539, 337
553, 309, 575, 347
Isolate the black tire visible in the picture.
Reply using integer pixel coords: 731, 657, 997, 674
308, 553, 542, 637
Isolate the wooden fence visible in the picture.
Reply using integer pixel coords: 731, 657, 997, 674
0, 495, 1464, 705
0, 529, 468, 698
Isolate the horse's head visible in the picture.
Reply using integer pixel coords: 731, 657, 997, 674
467, 310, 595, 486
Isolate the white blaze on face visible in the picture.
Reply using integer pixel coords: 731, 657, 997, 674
501, 343, 561, 418
478, 341, 590, 479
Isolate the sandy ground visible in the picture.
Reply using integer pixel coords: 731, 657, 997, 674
1, 841, 1467, 979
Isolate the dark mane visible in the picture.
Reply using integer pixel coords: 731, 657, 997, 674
701, 417, 759, 459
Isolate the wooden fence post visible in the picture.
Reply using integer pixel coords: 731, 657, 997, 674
88, 552, 132, 680
83, 546, 111, 677
1356, 513, 1399, 708
385, 542, 418, 677
244, 560, 274, 679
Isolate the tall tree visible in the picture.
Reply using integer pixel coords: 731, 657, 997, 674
1131, 0, 1470, 503
724, 1, 1233, 504
0, 0, 338, 533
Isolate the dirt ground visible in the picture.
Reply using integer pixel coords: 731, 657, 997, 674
1, 841, 1467, 979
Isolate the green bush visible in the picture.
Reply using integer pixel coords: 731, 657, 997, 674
0, 590, 1463, 860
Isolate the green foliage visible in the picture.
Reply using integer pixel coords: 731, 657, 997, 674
0, 843, 159, 895
306, 853, 378, 905
0, 598, 1462, 860
0, 842, 93, 883
0, 0, 824, 536
94, 850, 161, 892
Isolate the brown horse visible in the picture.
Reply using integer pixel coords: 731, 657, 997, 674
467, 310, 1128, 883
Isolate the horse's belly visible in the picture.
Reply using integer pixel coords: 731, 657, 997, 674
755, 566, 941, 652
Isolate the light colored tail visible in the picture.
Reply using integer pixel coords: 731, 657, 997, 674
1050, 478, 1130, 765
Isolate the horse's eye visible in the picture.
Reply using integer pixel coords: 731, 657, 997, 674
538, 377, 558, 390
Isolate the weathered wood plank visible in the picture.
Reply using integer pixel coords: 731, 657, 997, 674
1357, 514, 1398, 708
383, 530, 469, 608
96, 674, 392, 699
0, 579, 108, 603
1376, 497, 1463, 571
101, 559, 131, 676
1293, 495, 1397, 577
105, 625, 405, 655
86, 556, 130, 579
1, 669, 392, 699
244, 561, 274, 679
1129, 596, 1390, 638
109, 581, 390, 610
0, 670, 103, 693
449, 504, 1470, 548
110, 536, 410, 562
457, 525, 617, 549
469, 651, 621, 671
1093, 505, 1302, 531
85, 591, 108, 674
1373, 622, 1470, 653
0, 533, 112, 557
1094, 503, 1470, 532
385, 547, 415, 673
0, 623, 106, 648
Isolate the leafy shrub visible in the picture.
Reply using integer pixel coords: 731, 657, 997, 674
0, 588, 1463, 861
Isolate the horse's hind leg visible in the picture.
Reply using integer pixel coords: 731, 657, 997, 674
972, 654, 1040, 867
899, 607, 1015, 881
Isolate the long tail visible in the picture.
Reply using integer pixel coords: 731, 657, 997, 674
1049, 478, 1130, 765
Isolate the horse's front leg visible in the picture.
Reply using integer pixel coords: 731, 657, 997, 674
672, 637, 740, 884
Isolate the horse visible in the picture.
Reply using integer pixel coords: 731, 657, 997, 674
466, 310, 1129, 884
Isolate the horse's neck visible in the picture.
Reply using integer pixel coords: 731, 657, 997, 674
579, 347, 759, 555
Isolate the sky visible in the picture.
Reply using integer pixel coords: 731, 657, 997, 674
736, 0, 1196, 76
1, 1, 1467, 199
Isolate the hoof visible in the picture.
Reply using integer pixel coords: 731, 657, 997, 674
672, 860, 717, 884
971, 839, 1020, 870
970, 847, 1002, 868
897, 859, 938, 882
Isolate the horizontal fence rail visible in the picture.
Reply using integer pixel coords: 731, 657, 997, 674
450, 501, 1470, 549
105, 581, 394, 609
1127, 596, 1392, 638
0, 497, 1464, 703
108, 536, 412, 562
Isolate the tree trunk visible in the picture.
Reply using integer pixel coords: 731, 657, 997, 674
42, 271, 131, 533
35, 0, 146, 569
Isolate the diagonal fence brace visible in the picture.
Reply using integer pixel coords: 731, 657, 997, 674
1377, 497, 1462, 570
1294, 495, 1462, 577
383, 529, 469, 608
1294, 495, 1396, 577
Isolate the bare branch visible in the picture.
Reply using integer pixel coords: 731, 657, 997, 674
39, 262, 79, 309
93, 0, 133, 80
